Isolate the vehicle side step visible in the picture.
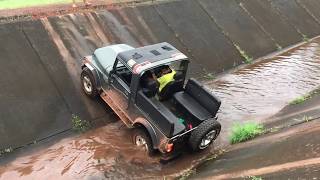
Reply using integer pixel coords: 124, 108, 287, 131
100, 91, 133, 128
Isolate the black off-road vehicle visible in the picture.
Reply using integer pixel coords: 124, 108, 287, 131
80, 42, 221, 157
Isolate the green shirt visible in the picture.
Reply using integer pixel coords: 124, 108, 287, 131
157, 70, 176, 92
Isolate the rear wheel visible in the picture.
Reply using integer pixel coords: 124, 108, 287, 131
132, 128, 154, 156
81, 67, 98, 98
188, 120, 221, 152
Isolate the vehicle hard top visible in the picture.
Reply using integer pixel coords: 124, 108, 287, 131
117, 42, 188, 74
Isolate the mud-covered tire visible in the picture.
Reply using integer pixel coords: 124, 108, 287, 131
81, 67, 98, 98
132, 128, 155, 156
188, 120, 221, 152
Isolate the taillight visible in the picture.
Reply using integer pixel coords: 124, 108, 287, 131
165, 143, 174, 153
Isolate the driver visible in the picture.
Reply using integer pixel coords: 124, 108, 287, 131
156, 65, 176, 93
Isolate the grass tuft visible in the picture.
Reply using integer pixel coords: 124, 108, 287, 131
289, 94, 311, 105
71, 114, 91, 133
203, 72, 215, 80
0, 147, 13, 156
235, 44, 253, 64
248, 176, 263, 180
302, 34, 310, 42
230, 122, 264, 144
276, 44, 282, 51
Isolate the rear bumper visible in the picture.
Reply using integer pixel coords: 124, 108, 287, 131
160, 134, 189, 161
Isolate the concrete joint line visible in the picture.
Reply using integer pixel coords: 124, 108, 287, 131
20, 23, 73, 115
295, 0, 320, 26
238, 1, 278, 46
267, 0, 304, 38
152, 4, 197, 62
195, 0, 243, 61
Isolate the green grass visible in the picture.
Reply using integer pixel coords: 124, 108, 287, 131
276, 44, 282, 51
203, 72, 215, 80
230, 122, 264, 144
302, 34, 310, 42
248, 176, 263, 180
289, 94, 311, 105
0, 0, 84, 10
235, 44, 253, 64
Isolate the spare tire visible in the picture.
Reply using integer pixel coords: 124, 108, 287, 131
188, 120, 221, 152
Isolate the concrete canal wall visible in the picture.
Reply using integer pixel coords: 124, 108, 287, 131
1, 0, 320, 149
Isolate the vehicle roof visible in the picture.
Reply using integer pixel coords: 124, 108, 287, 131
117, 42, 188, 74
94, 44, 134, 70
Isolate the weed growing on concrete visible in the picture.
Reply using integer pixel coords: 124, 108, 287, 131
302, 115, 312, 122
178, 169, 196, 180
248, 176, 263, 180
235, 44, 252, 64
276, 44, 282, 51
203, 72, 215, 80
71, 114, 91, 133
302, 34, 310, 42
289, 94, 311, 105
0, 147, 13, 156
230, 122, 264, 144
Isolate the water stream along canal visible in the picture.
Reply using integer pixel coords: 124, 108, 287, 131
1, 37, 320, 179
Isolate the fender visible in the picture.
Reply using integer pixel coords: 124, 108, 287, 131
133, 118, 160, 149
82, 62, 102, 90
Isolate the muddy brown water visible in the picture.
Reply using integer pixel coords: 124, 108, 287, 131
1, 39, 320, 179
209, 37, 320, 142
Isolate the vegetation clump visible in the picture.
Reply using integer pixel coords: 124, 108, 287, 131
0, 147, 13, 156
248, 176, 263, 180
203, 72, 215, 80
71, 114, 91, 133
302, 34, 310, 42
235, 44, 253, 64
230, 122, 264, 144
276, 44, 282, 51
289, 94, 311, 105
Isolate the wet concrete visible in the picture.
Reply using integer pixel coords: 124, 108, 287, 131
261, 164, 320, 180
190, 118, 320, 179
0, 22, 72, 149
1, 0, 320, 179
239, 0, 302, 48
2, 0, 320, 150
297, 0, 320, 24
1, 27, 320, 180
206, 36, 320, 143
199, 0, 277, 59
271, 0, 320, 38
155, 0, 243, 72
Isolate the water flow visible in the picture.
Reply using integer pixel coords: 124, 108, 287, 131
208, 39, 320, 125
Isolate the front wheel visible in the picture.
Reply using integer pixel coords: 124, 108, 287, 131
81, 67, 98, 98
132, 128, 155, 156
188, 120, 221, 152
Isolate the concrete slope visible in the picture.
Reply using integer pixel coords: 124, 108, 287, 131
1, 0, 320, 150
191, 120, 320, 179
